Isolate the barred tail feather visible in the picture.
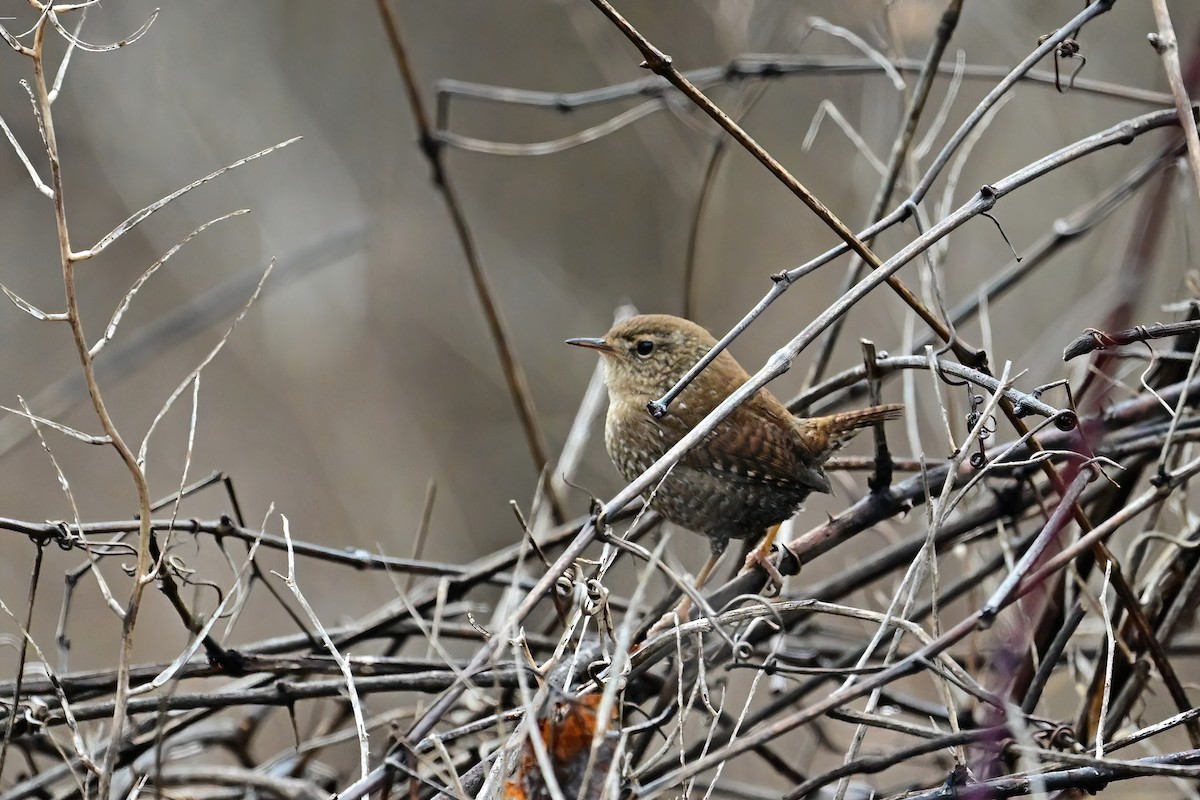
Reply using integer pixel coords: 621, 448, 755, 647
796, 404, 904, 457
827, 403, 904, 432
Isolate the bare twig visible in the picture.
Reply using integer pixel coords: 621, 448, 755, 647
1149, 0, 1200, 204
374, 0, 559, 522
274, 516, 369, 779
1064, 319, 1200, 361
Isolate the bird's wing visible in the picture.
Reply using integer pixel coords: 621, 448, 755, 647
656, 396, 832, 495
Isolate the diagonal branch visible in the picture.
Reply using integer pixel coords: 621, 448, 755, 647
374, 0, 561, 523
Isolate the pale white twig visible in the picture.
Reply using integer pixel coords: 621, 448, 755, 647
402, 478, 437, 594
831, 363, 1015, 795
915, 49, 967, 162
1096, 560, 1116, 758
137, 261, 273, 470
158, 375, 200, 564
0, 19, 33, 55
1150, 0, 1200, 205
386, 566, 494, 702
901, 310, 923, 457
18, 395, 81, 542
691, 687, 726, 800
1138, 347, 1175, 416
925, 345, 956, 452
77, 138, 299, 261
274, 515, 369, 779
830, 392, 987, 800
47, 5, 86, 102
46, 1, 105, 9
809, 16, 905, 91
803, 100, 888, 177
439, 99, 662, 156
996, 451, 1121, 472
18, 396, 123, 615
123, 773, 149, 800
428, 736, 467, 800
703, 632, 784, 800
936, 93, 1014, 261
0, 108, 52, 197
1155, 326, 1200, 476
0, 282, 67, 320
219, 505, 277, 642
0, 596, 98, 777
91, 210, 249, 357
20, 81, 50, 167
45, 5, 158, 53
0, 404, 109, 445
633, 657, 705, 779
573, 536, 671, 796
979, 289, 993, 366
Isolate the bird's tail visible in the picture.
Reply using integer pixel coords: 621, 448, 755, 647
796, 404, 904, 458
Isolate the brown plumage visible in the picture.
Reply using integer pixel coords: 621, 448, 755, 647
567, 314, 902, 560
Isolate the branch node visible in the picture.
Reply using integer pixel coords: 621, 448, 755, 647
418, 131, 445, 184
1054, 410, 1079, 431
639, 48, 672, 73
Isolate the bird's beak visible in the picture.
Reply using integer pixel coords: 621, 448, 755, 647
565, 336, 615, 353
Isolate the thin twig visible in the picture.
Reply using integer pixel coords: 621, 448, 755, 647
274, 516, 370, 779
1064, 319, 1200, 361
374, 0, 560, 521
1149, 0, 1200, 205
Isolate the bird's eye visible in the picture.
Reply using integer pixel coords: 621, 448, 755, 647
635, 340, 655, 357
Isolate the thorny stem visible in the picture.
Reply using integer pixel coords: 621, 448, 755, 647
798, 139, 1183, 416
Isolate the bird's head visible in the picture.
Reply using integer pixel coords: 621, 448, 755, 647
566, 314, 723, 402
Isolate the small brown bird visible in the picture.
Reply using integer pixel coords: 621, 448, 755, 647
567, 314, 901, 592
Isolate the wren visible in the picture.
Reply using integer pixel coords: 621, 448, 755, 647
567, 314, 901, 589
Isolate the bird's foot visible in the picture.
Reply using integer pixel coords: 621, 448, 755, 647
741, 542, 787, 597
645, 598, 692, 639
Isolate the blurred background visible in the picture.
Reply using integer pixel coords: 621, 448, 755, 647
0, 0, 1197, 769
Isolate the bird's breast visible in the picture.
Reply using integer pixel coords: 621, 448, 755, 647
604, 399, 670, 483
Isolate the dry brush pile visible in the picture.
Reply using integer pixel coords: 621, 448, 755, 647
3, 1, 1200, 799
